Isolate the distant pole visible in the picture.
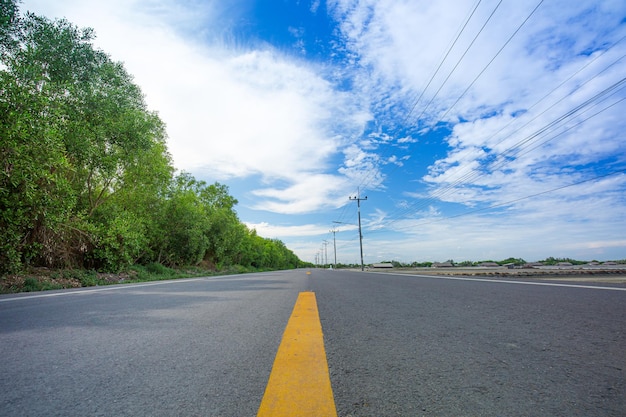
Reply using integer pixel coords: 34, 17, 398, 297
323, 240, 328, 266
349, 189, 367, 271
330, 228, 337, 268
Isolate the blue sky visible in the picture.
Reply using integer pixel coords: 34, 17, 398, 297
22, 0, 626, 264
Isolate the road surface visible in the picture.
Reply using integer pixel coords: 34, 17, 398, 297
1, 269, 624, 416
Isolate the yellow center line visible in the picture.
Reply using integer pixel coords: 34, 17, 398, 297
257, 291, 337, 417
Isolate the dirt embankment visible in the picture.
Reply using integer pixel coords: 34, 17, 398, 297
0, 268, 137, 293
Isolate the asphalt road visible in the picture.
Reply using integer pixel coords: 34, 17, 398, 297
1, 269, 625, 416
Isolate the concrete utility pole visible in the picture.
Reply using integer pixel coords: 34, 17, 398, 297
330, 228, 337, 268
349, 190, 367, 271
332, 220, 352, 267
322, 240, 328, 267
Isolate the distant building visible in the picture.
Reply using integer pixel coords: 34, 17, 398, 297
371, 263, 393, 268
432, 262, 453, 268
479, 262, 499, 267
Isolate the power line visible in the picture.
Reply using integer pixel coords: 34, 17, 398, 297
352, 0, 546, 204
412, 0, 505, 126
515, 95, 626, 159
376, 0, 547, 206
353, 0, 618, 210
380, 76, 626, 227
327, 3, 625, 259
350, 0, 493, 195
436, 0, 545, 124
402, 0, 484, 127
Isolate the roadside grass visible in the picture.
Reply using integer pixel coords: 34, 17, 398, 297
0, 263, 269, 294
22, 277, 65, 292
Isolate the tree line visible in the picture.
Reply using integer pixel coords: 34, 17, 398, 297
0, 2, 306, 275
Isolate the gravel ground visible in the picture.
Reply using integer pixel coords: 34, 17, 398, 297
370, 266, 626, 284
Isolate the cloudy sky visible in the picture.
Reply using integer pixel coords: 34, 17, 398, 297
21, 0, 626, 264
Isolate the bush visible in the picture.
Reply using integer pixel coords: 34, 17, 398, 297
22, 277, 41, 292
22, 277, 63, 292
129, 263, 178, 281
145, 262, 174, 275
90, 210, 148, 272
77, 270, 99, 287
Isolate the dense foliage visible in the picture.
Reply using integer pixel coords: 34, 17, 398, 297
0, 2, 304, 274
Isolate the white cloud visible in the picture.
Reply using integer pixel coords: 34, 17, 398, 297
330, 0, 626, 215
330, 0, 626, 147
250, 173, 352, 214
244, 222, 330, 238
338, 144, 384, 189
310, 0, 321, 14
21, 0, 376, 215
365, 195, 626, 262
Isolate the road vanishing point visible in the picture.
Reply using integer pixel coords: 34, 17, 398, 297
1, 269, 625, 416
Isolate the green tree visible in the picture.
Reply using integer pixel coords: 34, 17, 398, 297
1, 8, 174, 272
153, 173, 210, 266
1, 4, 306, 275
238, 228, 266, 268
0, 0, 19, 53
0, 11, 78, 271
198, 181, 244, 268
154, 174, 248, 269
498, 257, 526, 266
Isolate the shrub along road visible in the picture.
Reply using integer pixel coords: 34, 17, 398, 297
0, 270, 624, 416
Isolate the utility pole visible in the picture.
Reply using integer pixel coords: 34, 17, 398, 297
322, 240, 328, 267
330, 228, 337, 268
332, 220, 353, 268
349, 190, 367, 271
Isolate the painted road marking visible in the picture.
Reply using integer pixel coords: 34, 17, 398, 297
370, 271, 626, 291
0, 272, 278, 303
0, 279, 202, 303
257, 292, 337, 417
